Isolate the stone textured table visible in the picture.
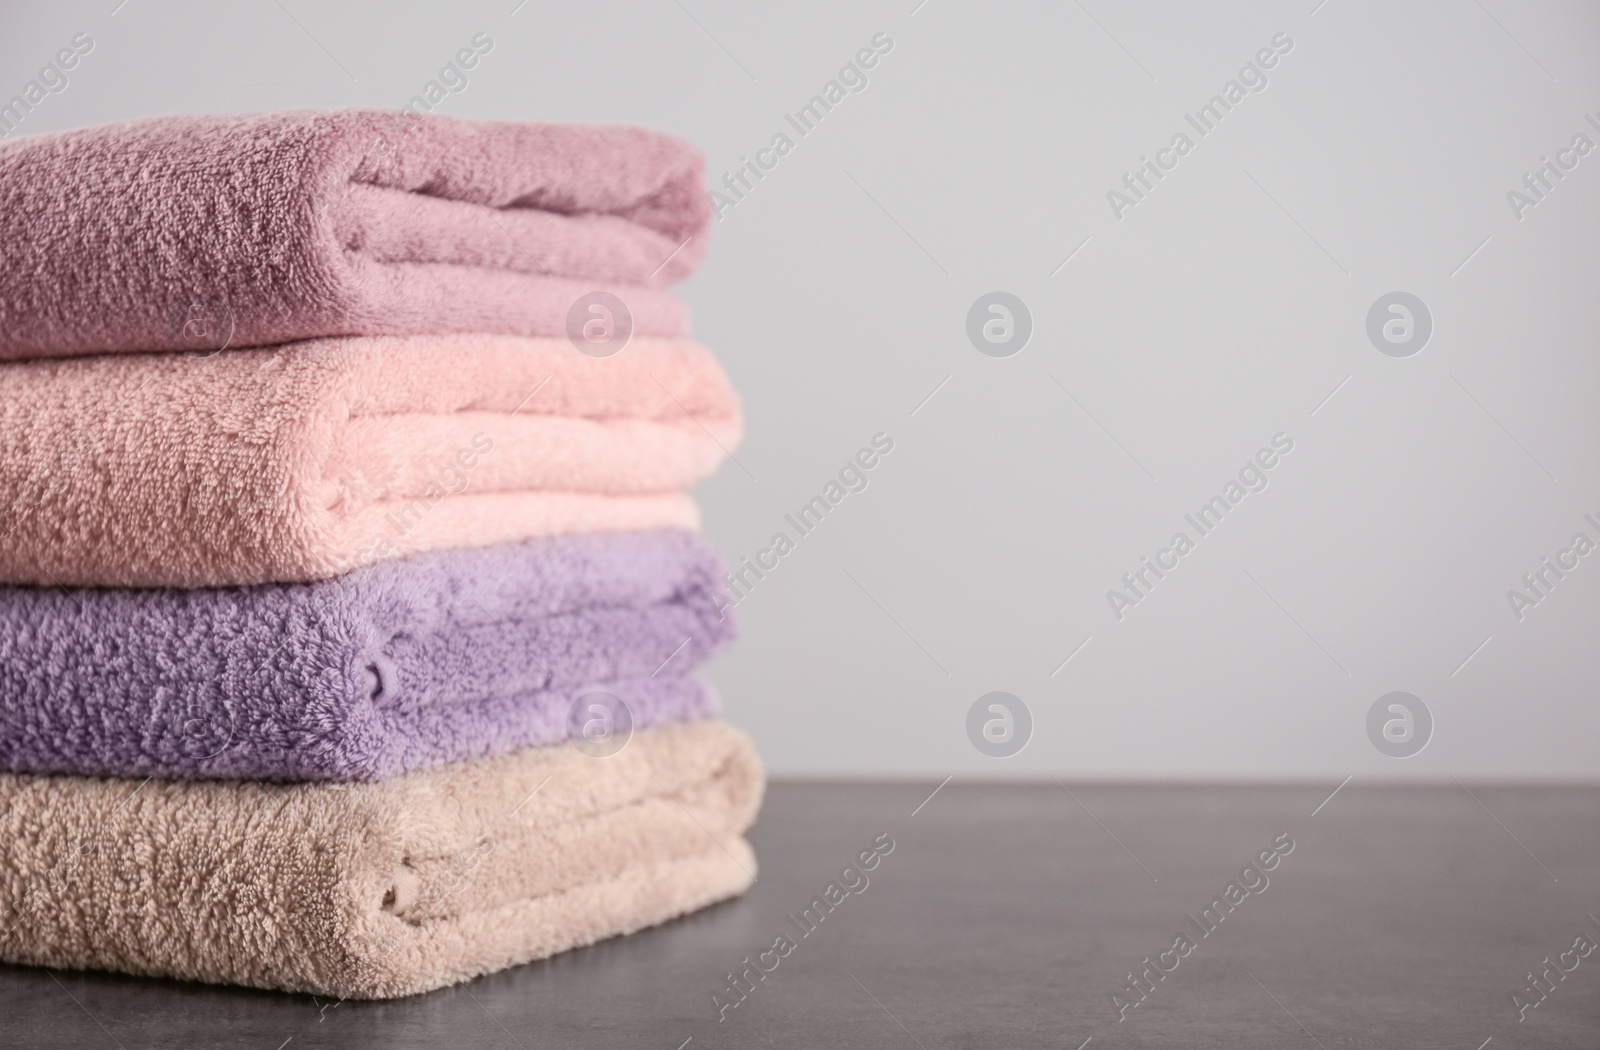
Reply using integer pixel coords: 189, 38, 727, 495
2, 782, 1596, 1048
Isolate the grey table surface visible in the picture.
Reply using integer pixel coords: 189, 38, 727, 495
2, 781, 1597, 1049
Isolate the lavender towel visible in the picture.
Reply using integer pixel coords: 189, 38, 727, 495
0, 531, 733, 782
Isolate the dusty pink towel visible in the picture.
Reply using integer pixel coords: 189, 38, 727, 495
0, 334, 741, 587
0, 110, 709, 360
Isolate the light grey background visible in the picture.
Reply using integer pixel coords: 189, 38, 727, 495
5, 0, 1597, 780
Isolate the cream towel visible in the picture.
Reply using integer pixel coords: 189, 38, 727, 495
0, 722, 761, 998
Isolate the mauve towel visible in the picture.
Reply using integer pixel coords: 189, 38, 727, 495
0, 333, 740, 587
0, 110, 709, 360
0, 721, 762, 998
0, 531, 733, 782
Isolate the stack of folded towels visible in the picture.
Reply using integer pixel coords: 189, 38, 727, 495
0, 110, 761, 999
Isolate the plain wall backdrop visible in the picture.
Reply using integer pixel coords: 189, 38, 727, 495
3, 0, 1597, 780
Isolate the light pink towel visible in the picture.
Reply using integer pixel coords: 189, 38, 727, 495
0, 110, 709, 360
0, 334, 741, 587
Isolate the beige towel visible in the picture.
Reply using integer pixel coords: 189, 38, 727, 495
0, 722, 762, 999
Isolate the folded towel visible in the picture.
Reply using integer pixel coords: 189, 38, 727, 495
0, 110, 709, 360
0, 721, 761, 998
0, 530, 733, 781
0, 334, 740, 587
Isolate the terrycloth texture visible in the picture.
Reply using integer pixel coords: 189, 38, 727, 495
0, 110, 709, 360
0, 334, 741, 587
0, 530, 733, 782
0, 721, 762, 998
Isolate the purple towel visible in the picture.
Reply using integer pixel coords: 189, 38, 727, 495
0, 531, 733, 782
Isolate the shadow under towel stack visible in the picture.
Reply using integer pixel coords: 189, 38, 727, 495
0, 109, 761, 999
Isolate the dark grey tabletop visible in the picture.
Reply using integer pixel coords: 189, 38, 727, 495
3, 781, 1596, 1049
